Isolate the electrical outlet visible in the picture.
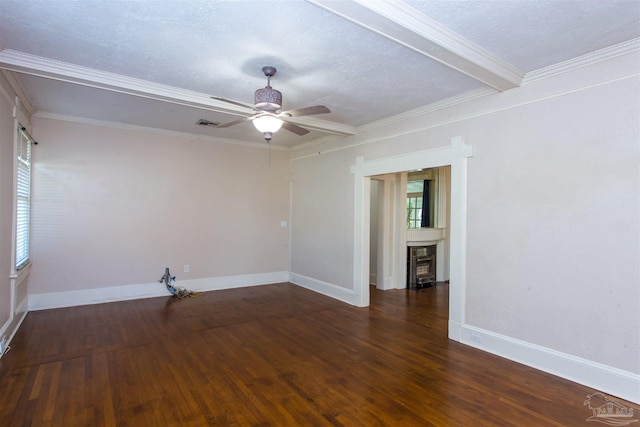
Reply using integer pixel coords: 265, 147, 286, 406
184, 264, 190, 273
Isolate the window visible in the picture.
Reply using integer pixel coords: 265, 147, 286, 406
406, 181, 423, 228
407, 168, 439, 228
15, 126, 32, 269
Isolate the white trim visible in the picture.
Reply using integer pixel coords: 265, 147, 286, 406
369, 272, 377, 286
350, 137, 473, 326
0, 71, 17, 106
28, 271, 290, 311
350, 137, 472, 176
289, 272, 358, 306
523, 37, 640, 84
460, 325, 640, 405
10, 261, 31, 317
186, 271, 290, 292
307, 0, 523, 90
10, 114, 20, 276
0, 49, 355, 137
0, 70, 34, 115
0, 309, 27, 359
290, 133, 349, 153
292, 40, 640, 159
32, 112, 291, 151
0, 282, 28, 360
292, 71, 639, 161
0, 49, 241, 111
353, 170, 371, 306
374, 175, 401, 290
356, 87, 496, 135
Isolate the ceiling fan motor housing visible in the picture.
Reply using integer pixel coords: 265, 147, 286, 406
254, 87, 282, 112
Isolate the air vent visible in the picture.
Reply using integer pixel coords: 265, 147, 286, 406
196, 119, 219, 126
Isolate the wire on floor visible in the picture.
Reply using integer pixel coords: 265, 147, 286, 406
159, 267, 204, 299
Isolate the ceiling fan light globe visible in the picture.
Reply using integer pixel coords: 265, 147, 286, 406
253, 115, 283, 134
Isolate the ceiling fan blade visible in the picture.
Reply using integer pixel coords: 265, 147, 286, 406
281, 105, 330, 118
281, 121, 310, 136
211, 96, 255, 110
215, 116, 254, 128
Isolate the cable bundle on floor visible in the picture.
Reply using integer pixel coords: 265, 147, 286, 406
159, 267, 203, 299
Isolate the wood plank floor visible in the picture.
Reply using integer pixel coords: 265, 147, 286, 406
0, 283, 637, 426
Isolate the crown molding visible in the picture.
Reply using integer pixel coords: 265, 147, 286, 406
290, 133, 348, 153
0, 49, 355, 137
357, 86, 496, 134
0, 70, 34, 115
307, 0, 523, 91
0, 71, 16, 107
31, 111, 292, 151
0, 49, 243, 113
284, 115, 355, 136
523, 37, 640, 84
356, 38, 640, 135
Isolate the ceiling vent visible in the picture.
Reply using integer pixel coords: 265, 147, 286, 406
196, 119, 219, 126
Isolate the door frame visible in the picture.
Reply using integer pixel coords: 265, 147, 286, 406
351, 136, 473, 341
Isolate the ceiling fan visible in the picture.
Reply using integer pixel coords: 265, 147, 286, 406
209, 66, 330, 142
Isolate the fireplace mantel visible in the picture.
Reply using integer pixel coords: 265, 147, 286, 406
406, 227, 446, 242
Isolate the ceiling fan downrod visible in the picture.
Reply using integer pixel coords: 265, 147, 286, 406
254, 66, 282, 112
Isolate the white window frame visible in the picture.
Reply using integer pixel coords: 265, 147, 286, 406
14, 124, 33, 271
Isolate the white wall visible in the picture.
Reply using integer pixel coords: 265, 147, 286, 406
464, 77, 639, 371
290, 151, 355, 296
289, 47, 639, 401
28, 118, 291, 306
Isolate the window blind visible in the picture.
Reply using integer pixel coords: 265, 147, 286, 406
16, 126, 32, 269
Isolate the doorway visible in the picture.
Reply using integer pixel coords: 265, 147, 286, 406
351, 137, 472, 342
369, 167, 450, 290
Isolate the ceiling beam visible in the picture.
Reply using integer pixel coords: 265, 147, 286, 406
0, 49, 357, 137
307, 0, 524, 91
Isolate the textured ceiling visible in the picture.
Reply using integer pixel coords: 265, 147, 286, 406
0, 0, 638, 147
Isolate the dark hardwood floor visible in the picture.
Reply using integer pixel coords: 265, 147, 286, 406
0, 282, 637, 426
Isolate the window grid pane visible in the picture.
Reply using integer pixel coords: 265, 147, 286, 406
407, 196, 422, 228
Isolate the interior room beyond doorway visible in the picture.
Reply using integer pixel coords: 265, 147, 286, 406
369, 166, 451, 292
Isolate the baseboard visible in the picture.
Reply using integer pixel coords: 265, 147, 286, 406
289, 272, 358, 306
183, 271, 290, 292
0, 295, 28, 359
460, 324, 640, 404
448, 319, 462, 342
28, 271, 290, 311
